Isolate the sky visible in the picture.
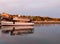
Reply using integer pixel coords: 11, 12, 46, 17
0, 0, 60, 18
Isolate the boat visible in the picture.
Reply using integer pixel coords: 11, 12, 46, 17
1, 21, 34, 26
1, 14, 34, 26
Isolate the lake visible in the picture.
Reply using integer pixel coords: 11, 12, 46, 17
0, 24, 60, 44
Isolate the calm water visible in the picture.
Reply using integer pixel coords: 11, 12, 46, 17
0, 24, 60, 44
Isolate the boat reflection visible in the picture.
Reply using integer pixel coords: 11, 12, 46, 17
1, 26, 34, 36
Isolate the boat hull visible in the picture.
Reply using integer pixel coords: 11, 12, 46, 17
1, 21, 34, 26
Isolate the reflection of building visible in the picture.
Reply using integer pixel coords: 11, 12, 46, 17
1, 26, 34, 36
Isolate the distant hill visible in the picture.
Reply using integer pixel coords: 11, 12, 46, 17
0, 13, 60, 21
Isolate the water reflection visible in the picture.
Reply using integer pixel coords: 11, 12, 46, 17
1, 26, 34, 36
0, 24, 60, 44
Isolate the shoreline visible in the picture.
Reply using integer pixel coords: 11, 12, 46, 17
33, 21, 60, 24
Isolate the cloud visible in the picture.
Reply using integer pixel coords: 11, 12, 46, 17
0, 0, 60, 9
0, 0, 60, 17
